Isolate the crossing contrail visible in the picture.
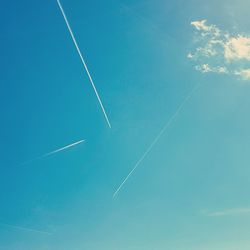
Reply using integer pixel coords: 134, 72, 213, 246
21, 139, 85, 166
113, 84, 200, 198
56, 0, 111, 128
0, 222, 52, 235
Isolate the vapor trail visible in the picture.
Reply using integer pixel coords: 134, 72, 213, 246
56, 0, 111, 128
0, 222, 52, 235
21, 139, 85, 166
113, 84, 199, 198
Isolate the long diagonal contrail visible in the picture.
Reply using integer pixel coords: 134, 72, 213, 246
0, 222, 52, 235
21, 139, 85, 166
113, 84, 200, 198
56, 0, 111, 128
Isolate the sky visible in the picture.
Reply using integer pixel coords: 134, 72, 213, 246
1, 0, 250, 249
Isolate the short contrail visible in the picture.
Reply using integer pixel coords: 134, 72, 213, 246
113, 84, 199, 198
56, 0, 111, 128
0, 222, 52, 235
21, 139, 85, 166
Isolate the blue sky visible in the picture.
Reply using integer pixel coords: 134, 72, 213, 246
1, 0, 250, 249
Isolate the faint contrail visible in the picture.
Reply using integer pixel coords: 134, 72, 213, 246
0, 222, 52, 235
21, 139, 85, 166
113, 84, 200, 198
56, 0, 111, 128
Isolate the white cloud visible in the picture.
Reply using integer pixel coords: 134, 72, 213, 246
224, 36, 250, 61
195, 64, 212, 73
191, 20, 209, 31
202, 208, 250, 217
216, 66, 229, 74
235, 68, 250, 80
187, 53, 194, 59
189, 20, 250, 80
195, 64, 228, 74
197, 46, 217, 57
191, 19, 220, 37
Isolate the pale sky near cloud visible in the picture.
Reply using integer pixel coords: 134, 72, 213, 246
189, 19, 250, 80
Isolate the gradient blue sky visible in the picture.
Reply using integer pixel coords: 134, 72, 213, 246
1, 0, 250, 249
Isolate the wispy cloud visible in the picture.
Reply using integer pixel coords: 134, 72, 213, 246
191, 20, 221, 37
189, 19, 250, 80
235, 68, 250, 80
0, 222, 52, 235
195, 64, 228, 74
202, 208, 250, 217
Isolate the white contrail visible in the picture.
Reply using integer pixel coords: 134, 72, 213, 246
21, 139, 85, 166
113, 84, 200, 198
42, 139, 85, 157
56, 0, 111, 128
0, 222, 52, 235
